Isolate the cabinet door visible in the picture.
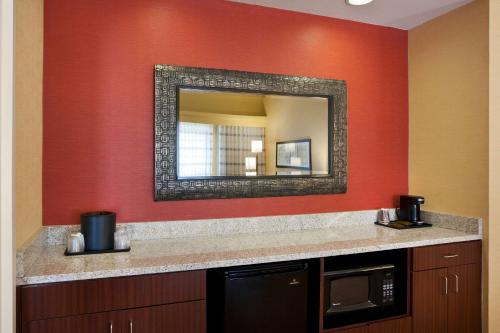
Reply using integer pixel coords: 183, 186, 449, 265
27, 311, 119, 333
412, 268, 448, 333
368, 317, 411, 333
123, 301, 206, 333
447, 264, 481, 333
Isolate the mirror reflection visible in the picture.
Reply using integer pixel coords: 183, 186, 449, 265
178, 89, 329, 178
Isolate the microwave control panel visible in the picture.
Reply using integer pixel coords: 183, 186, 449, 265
382, 272, 394, 305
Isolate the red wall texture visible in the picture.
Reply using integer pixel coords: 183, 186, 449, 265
43, 0, 408, 225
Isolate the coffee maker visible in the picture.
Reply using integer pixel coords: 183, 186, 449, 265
398, 195, 425, 225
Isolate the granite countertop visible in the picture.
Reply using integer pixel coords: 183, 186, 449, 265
16, 210, 482, 286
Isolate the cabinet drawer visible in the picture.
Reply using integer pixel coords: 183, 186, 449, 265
21, 270, 206, 322
412, 241, 481, 271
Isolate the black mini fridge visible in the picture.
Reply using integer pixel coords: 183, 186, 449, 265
208, 260, 316, 333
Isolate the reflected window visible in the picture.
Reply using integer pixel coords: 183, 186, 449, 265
178, 122, 214, 177
218, 125, 265, 177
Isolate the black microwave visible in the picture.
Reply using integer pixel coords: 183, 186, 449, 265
325, 264, 395, 314
323, 249, 408, 329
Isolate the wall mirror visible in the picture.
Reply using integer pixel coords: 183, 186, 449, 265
154, 65, 347, 200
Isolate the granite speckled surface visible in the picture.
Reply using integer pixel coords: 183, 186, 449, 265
41, 210, 391, 245
17, 210, 482, 285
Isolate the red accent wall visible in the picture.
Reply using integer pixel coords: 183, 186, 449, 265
43, 0, 408, 225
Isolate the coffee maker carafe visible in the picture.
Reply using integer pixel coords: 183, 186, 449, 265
399, 195, 425, 225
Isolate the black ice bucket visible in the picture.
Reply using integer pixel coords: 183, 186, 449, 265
80, 211, 116, 251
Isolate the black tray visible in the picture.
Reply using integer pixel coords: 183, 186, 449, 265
64, 247, 131, 256
375, 220, 432, 230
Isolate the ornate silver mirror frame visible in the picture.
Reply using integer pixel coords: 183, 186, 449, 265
154, 65, 347, 200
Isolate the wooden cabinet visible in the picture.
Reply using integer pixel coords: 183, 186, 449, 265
412, 241, 482, 333
333, 326, 369, 333
26, 301, 206, 333
20, 270, 206, 322
326, 317, 411, 333
413, 241, 481, 271
19, 271, 207, 333
368, 317, 411, 333
412, 268, 448, 333
27, 311, 118, 333
447, 264, 481, 333
123, 301, 206, 333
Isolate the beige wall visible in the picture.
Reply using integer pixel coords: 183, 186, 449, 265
264, 96, 328, 175
14, 0, 43, 248
409, 0, 489, 330
409, 0, 488, 219
489, 1, 500, 332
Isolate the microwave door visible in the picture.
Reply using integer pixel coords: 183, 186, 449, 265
325, 265, 394, 314
327, 274, 376, 314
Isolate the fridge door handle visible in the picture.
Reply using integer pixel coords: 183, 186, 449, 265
226, 263, 307, 279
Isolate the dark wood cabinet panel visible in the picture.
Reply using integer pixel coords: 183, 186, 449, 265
21, 270, 206, 322
27, 311, 119, 333
412, 241, 481, 271
412, 236, 482, 333
412, 268, 448, 333
447, 264, 481, 333
26, 301, 206, 333
368, 317, 411, 333
328, 325, 368, 333
123, 301, 206, 333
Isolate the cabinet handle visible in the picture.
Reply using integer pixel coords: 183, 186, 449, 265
452, 273, 459, 293
443, 254, 459, 259
129, 320, 133, 333
109, 322, 113, 333
444, 276, 448, 295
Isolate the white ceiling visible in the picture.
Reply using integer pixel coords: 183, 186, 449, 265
230, 0, 474, 30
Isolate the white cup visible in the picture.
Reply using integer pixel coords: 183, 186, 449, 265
67, 232, 85, 253
377, 208, 391, 224
114, 228, 130, 250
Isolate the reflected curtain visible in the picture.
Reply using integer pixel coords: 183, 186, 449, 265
218, 126, 265, 176
178, 122, 214, 177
